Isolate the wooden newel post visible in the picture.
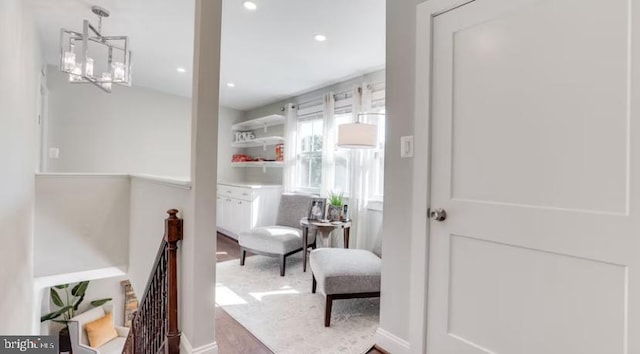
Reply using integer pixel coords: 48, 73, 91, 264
165, 209, 183, 353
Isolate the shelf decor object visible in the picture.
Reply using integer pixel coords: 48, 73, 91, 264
59, 6, 132, 93
337, 113, 384, 149
231, 136, 285, 149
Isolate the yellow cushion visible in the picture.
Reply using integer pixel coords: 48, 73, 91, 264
84, 312, 118, 348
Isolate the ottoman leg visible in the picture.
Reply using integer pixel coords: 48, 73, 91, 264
312, 275, 317, 293
325, 295, 333, 327
240, 249, 246, 266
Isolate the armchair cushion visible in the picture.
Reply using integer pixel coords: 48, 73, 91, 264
95, 337, 126, 354
239, 226, 305, 254
114, 326, 130, 338
85, 312, 118, 348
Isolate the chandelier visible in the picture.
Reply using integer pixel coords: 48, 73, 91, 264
59, 6, 132, 93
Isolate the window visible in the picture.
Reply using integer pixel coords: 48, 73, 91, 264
296, 117, 323, 192
293, 84, 385, 200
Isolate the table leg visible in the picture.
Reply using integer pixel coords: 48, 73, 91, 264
303, 226, 309, 272
344, 227, 350, 249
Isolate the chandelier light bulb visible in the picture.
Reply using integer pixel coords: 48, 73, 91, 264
63, 51, 76, 71
85, 57, 94, 77
112, 62, 126, 82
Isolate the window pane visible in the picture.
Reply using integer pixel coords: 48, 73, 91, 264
299, 153, 322, 189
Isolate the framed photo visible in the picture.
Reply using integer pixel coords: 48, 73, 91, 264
308, 198, 326, 220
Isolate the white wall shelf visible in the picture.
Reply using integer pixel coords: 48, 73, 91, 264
231, 136, 285, 149
231, 161, 284, 173
231, 161, 284, 167
232, 114, 285, 132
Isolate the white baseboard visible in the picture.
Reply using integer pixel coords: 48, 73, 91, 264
181, 334, 218, 354
375, 328, 410, 354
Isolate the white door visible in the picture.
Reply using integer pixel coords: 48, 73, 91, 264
426, 0, 640, 353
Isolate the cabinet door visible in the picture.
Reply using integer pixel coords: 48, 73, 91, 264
216, 196, 224, 229
236, 199, 252, 234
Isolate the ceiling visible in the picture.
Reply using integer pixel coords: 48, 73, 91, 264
25, 0, 385, 111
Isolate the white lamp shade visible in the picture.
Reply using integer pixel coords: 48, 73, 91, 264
337, 122, 377, 148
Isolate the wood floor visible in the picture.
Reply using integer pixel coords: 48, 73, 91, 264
215, 233, 385, 354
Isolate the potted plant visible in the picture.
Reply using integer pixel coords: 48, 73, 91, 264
327, 192, 344, 221
41, 281, 112, 353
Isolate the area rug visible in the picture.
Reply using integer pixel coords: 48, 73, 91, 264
216, 254, 380, 354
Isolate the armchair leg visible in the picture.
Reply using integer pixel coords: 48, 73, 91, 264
240, 249, 246, 266
279, 255, 286, 276
312, 275, 317, 293
325, 295, 333, 327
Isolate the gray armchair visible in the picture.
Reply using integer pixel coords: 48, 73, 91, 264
238, 193, 317, 276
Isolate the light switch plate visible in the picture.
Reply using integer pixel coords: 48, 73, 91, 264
48, 147, 59, 159
401, 136, 414, 158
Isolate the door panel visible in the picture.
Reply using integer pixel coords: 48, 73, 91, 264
426, 0, 639, 353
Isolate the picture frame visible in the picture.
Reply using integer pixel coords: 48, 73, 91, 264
307, 198, 326, 220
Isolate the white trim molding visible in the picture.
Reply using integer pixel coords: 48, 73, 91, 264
180, 335, 218, 354
375, 328, 410, 354
410, 1, 477, 353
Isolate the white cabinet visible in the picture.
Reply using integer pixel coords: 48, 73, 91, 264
216, 183, 282, 239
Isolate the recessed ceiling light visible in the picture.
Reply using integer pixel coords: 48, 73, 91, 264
243, 1, 257, 10
227, 82, 236, 88
176, 67, 186, 73
313, 34, 327, 42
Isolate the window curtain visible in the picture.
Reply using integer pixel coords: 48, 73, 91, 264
343, 85, 370, 250
320, 92, 336, 196
351, 82, 383, 252
283, 103, 297, 192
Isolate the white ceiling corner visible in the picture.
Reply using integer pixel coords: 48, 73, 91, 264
24, 0, 385, 111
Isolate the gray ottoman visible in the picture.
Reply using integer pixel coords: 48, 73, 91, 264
309, 248, 381, 326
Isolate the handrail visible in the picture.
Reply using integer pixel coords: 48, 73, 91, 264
123, 209, 183, 354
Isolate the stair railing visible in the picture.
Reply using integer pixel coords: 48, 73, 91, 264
123, 209, 183, 354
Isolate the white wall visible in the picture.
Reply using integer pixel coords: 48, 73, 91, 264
375, 0, 422, 351
34, 174, 130, 277
217, 106, 245, 183
128, 177, 190, 297
0, 0, 41, 334
45, 67, 192, 178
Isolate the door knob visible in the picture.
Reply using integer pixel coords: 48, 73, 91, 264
430, 208, 447, 221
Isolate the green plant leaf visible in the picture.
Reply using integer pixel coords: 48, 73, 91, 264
73, 294, 85, 311
90, 298, 112, 307
40, 305, 73, 322
40, 312, 60, 322
50, 288, 64, 307
54, 284, 69, 289
71, 281, 89, 297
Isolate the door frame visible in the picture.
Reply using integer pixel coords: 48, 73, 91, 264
409, 1, 476, 353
